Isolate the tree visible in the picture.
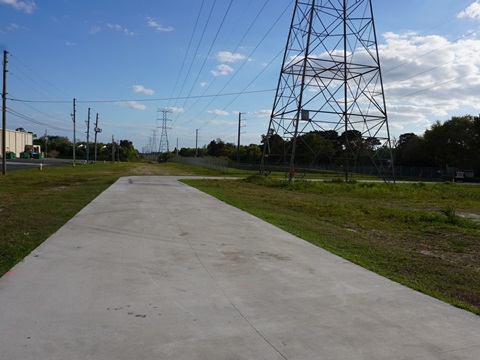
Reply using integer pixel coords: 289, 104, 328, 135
179, 147, 196, 157
207, 139, 226, 157
261, 131, 288, 164
296, 132, 335, 165
340, 130, 364, 152
394, 133, 429, 166
424, 116, 476, 169
243, 144, 262, 163
117, 139, 140, 161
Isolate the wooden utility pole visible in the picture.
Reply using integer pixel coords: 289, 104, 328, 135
237, 112, 242, 163
195, 129, 199, 158
2, 51, 8, 175
94, 113, 100, 162
86, 108, 90, 162
111, 135, 115, 163
44, 130, 48, 158
72, 98, 76, 166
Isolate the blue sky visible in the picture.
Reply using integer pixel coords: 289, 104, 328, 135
2, 0, 480, 151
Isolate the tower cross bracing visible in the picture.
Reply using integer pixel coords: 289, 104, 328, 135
261, 0, 394, 182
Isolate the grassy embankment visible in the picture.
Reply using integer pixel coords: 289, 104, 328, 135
183, 176, 480, 315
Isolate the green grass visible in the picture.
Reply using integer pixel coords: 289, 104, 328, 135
183, 176, 480, 315
0, 162, 227, 276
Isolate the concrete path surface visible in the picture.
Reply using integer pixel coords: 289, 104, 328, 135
1, 176, 479, 359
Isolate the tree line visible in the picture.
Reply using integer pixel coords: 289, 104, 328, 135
164, 114, 480, 174
33, 135, 139, 162
394, 115, 480, 171
34, 114, 480, 172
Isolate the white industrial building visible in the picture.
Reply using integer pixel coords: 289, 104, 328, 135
0, 128, 34, 158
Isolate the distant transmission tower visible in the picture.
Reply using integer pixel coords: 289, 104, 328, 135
150, 129, 158, 155
157, 108, 172, 153
261, 0, 394, 182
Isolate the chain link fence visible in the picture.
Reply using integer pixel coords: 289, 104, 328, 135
168, 157, 229, 173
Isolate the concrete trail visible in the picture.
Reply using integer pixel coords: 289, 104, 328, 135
0, 176, 479, 359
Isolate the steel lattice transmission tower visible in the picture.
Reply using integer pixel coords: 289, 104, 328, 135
261, 0, 394, 182
157, 108, 172, 153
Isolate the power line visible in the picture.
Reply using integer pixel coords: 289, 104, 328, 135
175, 0, 273, 122
7, 88, 277, 104
197, 46, 285, 131
5, 108, 70, 133
170, 0, 218, 110
166, 0, 206, 109
174, 0, 293, 128
174, 0, 235, 119
8, 93, 70, 124
9, 53, 72, 100
385, 47, 480, 89
390, 72, 473, 101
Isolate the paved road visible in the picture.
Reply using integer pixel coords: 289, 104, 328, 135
4, 158, 72, 171
0, 176, 479, 359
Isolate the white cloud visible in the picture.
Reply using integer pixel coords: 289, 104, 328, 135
250, 110, 271, 118
200, 82, 209, 87
376, 31, 480, 133
458, 1, 480, 20
89, 26, 101, 35
0, 0, 36, 13
65, 41, 76, 47
208, 109, 230, 117
211, 64, 234, 77
131, 85, 155, 95
107, 23, 135, 36
115, 101, 146, 111
163, 107, 184, 113
216, 51, 246, 63
147, 17, 174, 32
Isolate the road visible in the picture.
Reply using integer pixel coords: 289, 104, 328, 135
3, 158, 73, 171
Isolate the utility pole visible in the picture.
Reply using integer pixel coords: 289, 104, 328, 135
44, 130, 48, 158
195, 129, 199, 158
2, 50, 8, 175
237, 112, 245, 163
86, 108, 90, 163
111, 135, 115, 163
176, 137, 179, 156
94, 113, 101, 162
71, 98, 76, 166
